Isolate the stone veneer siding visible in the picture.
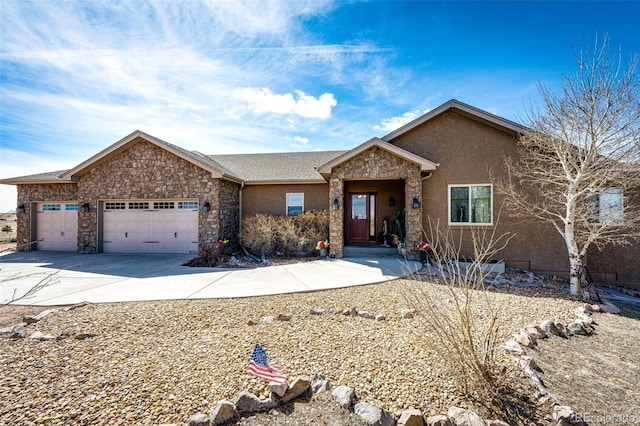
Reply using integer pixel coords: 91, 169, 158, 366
328, 146, 422, 258
72, 139, 239, 253
16, 183, 79, 251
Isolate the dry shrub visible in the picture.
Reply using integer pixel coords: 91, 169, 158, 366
184, 240, 228, 267
241, 210, 329, 257
403, 218, 516, 399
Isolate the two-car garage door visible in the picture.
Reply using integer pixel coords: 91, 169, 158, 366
102, 200, 199, 254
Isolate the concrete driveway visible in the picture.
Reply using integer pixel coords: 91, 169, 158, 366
0, 252, 421, 306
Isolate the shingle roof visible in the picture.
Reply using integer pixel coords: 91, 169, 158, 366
210, 150, 347, 183
0, 170, 72, 184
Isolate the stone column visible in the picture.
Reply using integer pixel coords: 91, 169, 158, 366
329, 177, 344, 257
405, 168, 422, 260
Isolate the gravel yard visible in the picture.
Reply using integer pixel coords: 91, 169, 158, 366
1, 279, 583, 425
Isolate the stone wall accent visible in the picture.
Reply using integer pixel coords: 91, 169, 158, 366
16, 184, 78, 251
72, 139, 239, 253
328, 146, 422, 258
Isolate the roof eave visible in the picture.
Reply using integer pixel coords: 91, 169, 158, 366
0, 177, 75, 185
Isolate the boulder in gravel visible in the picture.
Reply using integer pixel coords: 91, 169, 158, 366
74, 332, 97, 340
261, 316, 275, 323
504, 340, 524, 355
426, 415, 453, 426
590, 304, 602, 312
209, 400, 238, 425
554, 322, 569, 338
268, 380, 288, 397
447, 407, 484, 426
311, 374, 331, 393
400, 308, 415, 319
358, 311, 375, 319
310, 308, 325, 315
375, 314, 387, 322
539, 320, 560, 336
247, 319, 258, 326
514, 330, 536, 348
281, 376, 311, 403
553, 405, 585, 425
332, 385, 355, 409
567, 320, 589, 336
235, 390, 263, 414
354, 402, 395, 426
398, 407, 424, 426
11, 324, 26, 338
185, 412, 210, 426
276, 313, 292, 321
29, 331, 56, 341
0, 327, 13, 336
343, 307, 357, 316
526, 325, 547, 340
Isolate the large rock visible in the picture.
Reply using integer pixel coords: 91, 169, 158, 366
235, 391, 263, 414
514, 330, 536, 348
311, 374, 331, 393
354, 402, 395, 426
332, 385, 355, 409
281, 376, 311, 403
539, 320, 560, 336
526, 325, 547, 340
503, 340, 524, 355
447, 407, 484, 426
11, 324, 26, 338
29, 331, 56, 341
426, 414, 453, 426
209, 400, 238, 425
398, 408, 424, 426
268, 381, 288, 397
553, 405, 585, 425
599, 302, 621, 314
185, 412, 210, 426
567, 320, 589, 336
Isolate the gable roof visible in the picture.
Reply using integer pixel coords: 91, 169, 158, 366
60, 130, 243, 183
211, 151, 346, 184
382, 99, 525, 142
0, 170, 75, 185
316, 137, 438, 176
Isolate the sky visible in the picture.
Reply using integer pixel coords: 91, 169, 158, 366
1, 0, 639, 212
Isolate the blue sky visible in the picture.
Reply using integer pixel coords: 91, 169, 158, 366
1, 0, 639, 211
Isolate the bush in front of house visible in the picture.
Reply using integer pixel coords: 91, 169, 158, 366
241, 210, 329, 258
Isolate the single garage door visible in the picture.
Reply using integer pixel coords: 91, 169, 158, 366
36, 203, 78, 251
102, 200, 198, 254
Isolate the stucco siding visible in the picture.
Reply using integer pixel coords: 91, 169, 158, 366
242, 184, 329, 216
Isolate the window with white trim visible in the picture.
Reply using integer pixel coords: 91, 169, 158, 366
286, 193, 304, 216
587, 188, 623, 225
449, 184, 492, 225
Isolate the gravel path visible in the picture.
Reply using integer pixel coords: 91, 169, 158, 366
0, 279, 581, 425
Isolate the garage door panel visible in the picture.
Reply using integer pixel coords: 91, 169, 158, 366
36, 203, 78, 252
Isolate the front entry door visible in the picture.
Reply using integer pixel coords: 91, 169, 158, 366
349, 193, 376, 241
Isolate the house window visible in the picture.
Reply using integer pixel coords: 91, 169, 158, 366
286, 193, 304, 216
449, 184, 492, 225
587, 188, 623, 225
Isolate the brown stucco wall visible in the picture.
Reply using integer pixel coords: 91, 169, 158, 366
241, 184, 329, 216
15, 184, 79, 251
391, 111, 571, 276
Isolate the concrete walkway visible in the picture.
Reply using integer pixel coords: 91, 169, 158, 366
0, 252, 421, 306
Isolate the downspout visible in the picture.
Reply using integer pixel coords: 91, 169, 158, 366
421, 171, 433, 181
238, 181, 245, 244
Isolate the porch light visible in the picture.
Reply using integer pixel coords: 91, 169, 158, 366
412, 197, 421, 209
202, 201, 211, 213
80, 203, 90, 213
16, 204, 25, 214
388, 196, 395, 207
332, 198, 339, 210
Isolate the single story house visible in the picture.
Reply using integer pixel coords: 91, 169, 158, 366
2, 99, 638, 287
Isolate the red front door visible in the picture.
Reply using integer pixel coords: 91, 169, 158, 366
349, 193, 376, 241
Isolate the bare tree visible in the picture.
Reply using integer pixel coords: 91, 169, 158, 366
500, 35, 640, 297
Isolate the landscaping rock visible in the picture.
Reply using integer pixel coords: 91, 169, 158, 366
268, 380, 288, 398
281, 376, 311, 403
29, 331, 56, 341
0, 327, 13, 336
526, 325, 547, 340
235, 391, 263, 414
185, 412, 210, 426
358, 311, 375, 319
599, 302, 621, 314
11, 324, 26, 338
375, 314, 387, 321
554, 322, 568, 338
515, 330, 536, 348
332, 385, 355, 409
426, 415, 453, 426
343, 307, 358, 316
567, 320, 589, 336
398, 407, 424, 426
354, 402, 395, 426
400, 308, 415, 319
504, 340, 525, 355
311, 374, 331, 393
485, 420, 510, 426
74, 332, 96, 340
310, 308, 325, 315
539, 320, 560, 336
247, 319, 258, 326
553, 405, 585, 425
261, 316, 275, 323
209, 400, 238, 425
447, 407, 484, 426
276, 313, 292, 321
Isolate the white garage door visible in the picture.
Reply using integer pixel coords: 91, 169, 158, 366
102, 200, 198, 254
36, 203, 78, 251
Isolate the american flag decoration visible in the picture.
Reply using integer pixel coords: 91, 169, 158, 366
247, 344, 288, 384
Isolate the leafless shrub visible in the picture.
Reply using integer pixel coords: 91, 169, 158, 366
403, 218, 516, 398
240, 210, 329, 257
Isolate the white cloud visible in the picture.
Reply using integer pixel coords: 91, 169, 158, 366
373, 109, 430, 133
288, 135, 310, 149
232, 88, 337, 119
